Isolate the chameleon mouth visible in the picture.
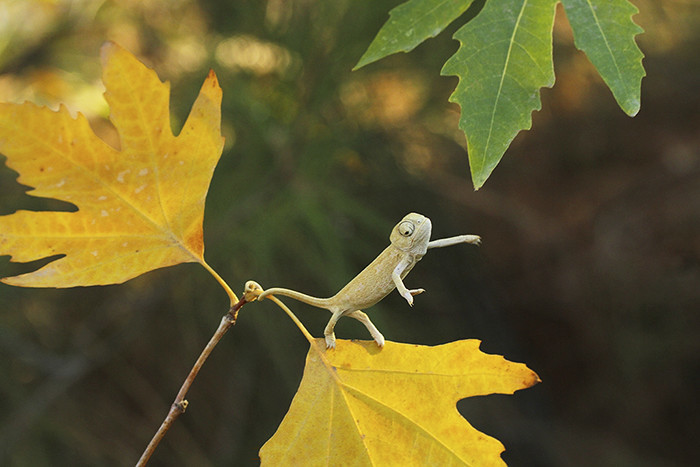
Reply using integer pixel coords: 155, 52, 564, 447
410, 215, 432, 251
418, 216, 432, 239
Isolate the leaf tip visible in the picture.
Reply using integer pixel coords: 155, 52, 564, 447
353, 54, 375, 71
624, 89, 643, 117
528, 371, 542, 388
206, 68, 218, 83
625, 106, 640, 118
470, 166, 491, 191
1, 275, 27, 288
99, 41, 119, 64
101, 40, 117, 51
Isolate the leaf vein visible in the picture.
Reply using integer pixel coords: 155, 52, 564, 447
339, 382, 469, 465
484, 0, 529, 159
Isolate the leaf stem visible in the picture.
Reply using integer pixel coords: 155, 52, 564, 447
136, 296, 247, 466
200, 259, 238, 304
263, 294, 337, 375
267, 296, 316, 344
244, 281, 334, 370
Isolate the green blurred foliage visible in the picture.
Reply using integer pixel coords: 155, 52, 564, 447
0, 0, 698, 465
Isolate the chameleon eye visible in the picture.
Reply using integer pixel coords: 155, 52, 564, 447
398, 221, 415, 237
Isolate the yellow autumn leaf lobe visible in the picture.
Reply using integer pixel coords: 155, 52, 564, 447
0, 42, 224, 287
261, 339, 540, 466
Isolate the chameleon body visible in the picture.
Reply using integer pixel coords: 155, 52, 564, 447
258, 213, 481, 348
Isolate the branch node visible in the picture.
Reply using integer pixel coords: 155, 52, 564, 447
244, 280, 263, 302
174, 400, 189, 413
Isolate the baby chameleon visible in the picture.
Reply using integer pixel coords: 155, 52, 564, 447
258, 213, 481, 349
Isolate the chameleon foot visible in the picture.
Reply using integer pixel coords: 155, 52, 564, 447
346, 310, 384, 348
401, 287, 426, 306
373, 332, 385, 347
325, 333, 336, 349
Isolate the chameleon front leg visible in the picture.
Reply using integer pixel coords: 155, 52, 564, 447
427, 234, 481, 249
392, 258, 425, 306
347, 310, 385, 347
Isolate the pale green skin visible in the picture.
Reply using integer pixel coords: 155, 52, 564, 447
258, 213, 481, 348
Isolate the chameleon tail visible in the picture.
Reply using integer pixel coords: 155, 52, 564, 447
257, 287, 332, 310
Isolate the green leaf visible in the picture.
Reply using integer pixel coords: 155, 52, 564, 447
354, 0, 477, 70
562, 0, 645, 116
441, 0, 557, 189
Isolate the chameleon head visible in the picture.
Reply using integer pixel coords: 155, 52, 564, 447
389, 212, 432, 254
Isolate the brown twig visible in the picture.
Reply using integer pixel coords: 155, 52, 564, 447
136, 296, 248, 466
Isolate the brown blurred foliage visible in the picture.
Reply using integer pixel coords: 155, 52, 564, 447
0, 0, 698, 465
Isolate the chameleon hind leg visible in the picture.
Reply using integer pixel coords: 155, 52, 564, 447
323, 310, 385, 349
347, 310, 385, 347
323, 310, 343, 349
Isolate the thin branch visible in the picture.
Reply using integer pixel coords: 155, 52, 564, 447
136, 296, 247, 466
137, 280, 331, 465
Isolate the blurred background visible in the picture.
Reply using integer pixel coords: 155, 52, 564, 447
0, 0, 697, 465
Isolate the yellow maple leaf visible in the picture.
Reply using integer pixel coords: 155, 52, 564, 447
260, 339, 540, 466
0, 42, 224, 288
